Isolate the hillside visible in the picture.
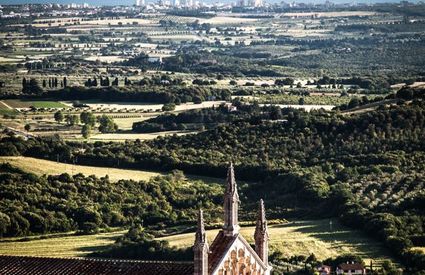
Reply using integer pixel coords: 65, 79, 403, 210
0, 100, 424, 271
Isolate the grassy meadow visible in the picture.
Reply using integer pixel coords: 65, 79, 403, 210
0, 156, 161, 182
0, 156, 224, 185
160, 219, 394, 264
0, 219, 394, 266
0, 230, 126, 258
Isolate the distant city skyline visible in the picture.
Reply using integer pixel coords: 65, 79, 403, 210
0, 0, 417, 5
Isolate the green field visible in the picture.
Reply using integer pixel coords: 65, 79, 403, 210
0, 101, 18, 116
0, 219, 394, 265
0, 230, 126, 257
0, 156, 224, 185
160, 219, 394, 264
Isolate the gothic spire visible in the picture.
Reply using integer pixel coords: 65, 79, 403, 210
256, 199, 267, 231
194, 209, 208, 275
226, 162, 238, 196
254, 199, 269, 265
195, 209, 207, 244
223, 162, 240, 236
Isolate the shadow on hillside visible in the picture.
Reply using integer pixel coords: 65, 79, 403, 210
75, 244, 112, 253
273, 220, 386, 258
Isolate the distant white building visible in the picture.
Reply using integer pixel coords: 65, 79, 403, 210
336, 263, 366, 275
136, 0, 146, 6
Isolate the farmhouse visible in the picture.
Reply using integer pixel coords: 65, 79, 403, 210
336, 262, 366, 274
0, 163, 271, 275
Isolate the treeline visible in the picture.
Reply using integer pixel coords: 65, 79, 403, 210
36, 86, 231, 104
163, 50, 282, 77
336, 87, 425, 110
166, 10, 216, 18
132, 103, 286, 133
0, 166, 221, 237
335, 22, 425, 33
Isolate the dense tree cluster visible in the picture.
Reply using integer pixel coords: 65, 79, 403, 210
163, 50, 283, 77
132, 103, 285, 133
37, 86, 231, 105
91, 225, 192, 261
0, 166, 222, 237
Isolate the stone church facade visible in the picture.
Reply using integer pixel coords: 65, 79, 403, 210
194, 163, 272, 275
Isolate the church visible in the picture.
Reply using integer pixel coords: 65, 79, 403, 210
0, 163, 271, 275
193, 163, 272, 275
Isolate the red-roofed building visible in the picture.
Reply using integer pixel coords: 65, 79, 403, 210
336, 262, 366, 274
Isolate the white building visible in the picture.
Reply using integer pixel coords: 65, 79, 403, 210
136, 0, 146, 6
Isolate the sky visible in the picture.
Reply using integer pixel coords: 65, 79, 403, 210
0, 0, 414, 5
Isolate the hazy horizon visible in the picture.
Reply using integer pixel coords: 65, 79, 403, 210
0, 0, 416, 6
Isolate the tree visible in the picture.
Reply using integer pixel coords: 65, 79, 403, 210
397, 87, 414, 100
98, 115, 118, 133
92, 78, 98, 87
85, 78, 92, 87
24, 124, 31, 132
80, 111, 96, 127
162, 103, 176, 112
82, 124, 92, 139
65, 114, 80, 126
22, 78, 43, 95
22, 77, 27, 90
54, 111, 64, 123
193, 96, 202, 104
348, 97, 361, 109
0, 212, 10, 237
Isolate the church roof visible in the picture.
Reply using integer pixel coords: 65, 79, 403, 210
0, 255, 194, 275
208, 230, 237, 273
